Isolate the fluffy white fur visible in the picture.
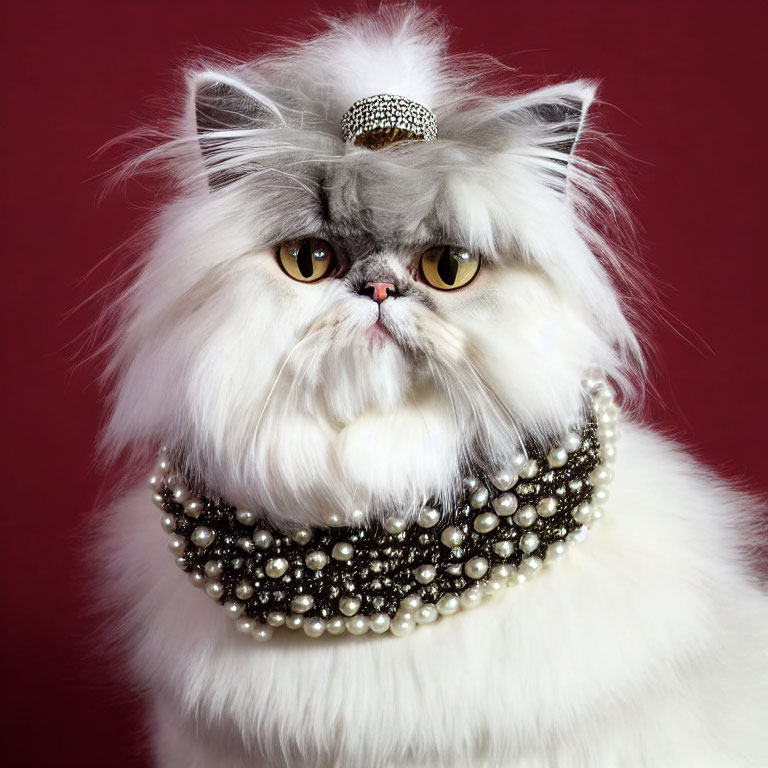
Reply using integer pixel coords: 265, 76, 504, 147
98, 7, 768, 767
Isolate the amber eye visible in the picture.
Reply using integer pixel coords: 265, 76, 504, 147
277, 238, 336, 283
419, 246, 480, 290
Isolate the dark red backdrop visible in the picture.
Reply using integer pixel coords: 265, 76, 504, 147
2, 1, 766, 765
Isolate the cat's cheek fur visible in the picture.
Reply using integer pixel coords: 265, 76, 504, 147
99, 426, 768, 768
449, 268, 618, 433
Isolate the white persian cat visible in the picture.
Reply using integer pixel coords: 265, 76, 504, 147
98, 7, 768, 767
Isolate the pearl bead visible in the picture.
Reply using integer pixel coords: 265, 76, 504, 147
188, 570, 205, 588
600, 427, 619, 442
237, 537, 255, 554
463, 476, 482, 493
492, 493, 518, 516
568, 526, 589, 543
464, 557, 489, 580
305, 550, 329, 571
345, 616, 370, 635
417, 507, 440, 528
149, 473, 164, 492
369, 613, 391, 633
183, 499, 203, 519
519, 531, 540, 554
326, 617, 346, 635
484, 578, 504, 595
400, 594, 422, 612
303, 618, 326, 638
470, 486, 489, 508
204, 560, 223, 578
572, 503, 591, 524
546, 540, 569, 561
582, 367, 604, 391
510, 571, 528, 586
172, 486, 190, 504
290, 594, 314, 614
267, 611, 286, 627
167, 535, 186, 555
285, 615, 303, 630
205, 581, 224, 600
547, 447, 568, 468
348, 508, 366, 526
292, 529, 313, 545
440, 526, 464, 547
152, 492, 166, 510
191, 526, 215, 549
534, 496, 557, 518
513, 505, 537, 528
252, 625, 273, 642
414, 564, 436, 584
459, 586, 484, 610
160, 513, 176, 533
491, 470, 518, 491
223, 600, 243, 618
415, 604, 438, 624
235, 616, 256, 634
390, 616, 415, 637
521, 459, 539, 479
235, 581, 254, 600
491, 564, 513, 582
593, 488, 609, 505
383, 515, 407, 534
590, 466, 613, 486
594, 383, 615, 402
323, 510, 344, 527
473, 512, 499, 533
563, 432, 582, 453
493, 539, 514, 558
520, 556, 543, 577
174, 556, 188, 569
265, 558, 288, 578
339, 596, 361, 616
436, 593, 460, 616
235, 509, 256, 526
253, 530, 274, 549
603, 443, 617, 463
510, 453, 527, 470
332, 542, 354, 561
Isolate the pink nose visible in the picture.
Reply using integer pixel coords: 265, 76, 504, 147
363, 281, 397, 303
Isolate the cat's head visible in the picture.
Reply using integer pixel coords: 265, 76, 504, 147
104, 8, 641, 527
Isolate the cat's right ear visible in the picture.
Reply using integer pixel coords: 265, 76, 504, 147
192, 72, 285, 190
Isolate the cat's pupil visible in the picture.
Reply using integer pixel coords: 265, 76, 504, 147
296, 240, 314, 279
437, 247, 459, 285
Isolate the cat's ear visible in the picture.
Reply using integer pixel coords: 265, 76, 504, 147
192, 72, 285, 189
502, 81, 595, 171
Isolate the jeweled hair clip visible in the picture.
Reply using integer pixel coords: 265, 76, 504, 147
340, 93, 437, 149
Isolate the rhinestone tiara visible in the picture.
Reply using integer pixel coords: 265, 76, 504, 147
340, 93, 437, 149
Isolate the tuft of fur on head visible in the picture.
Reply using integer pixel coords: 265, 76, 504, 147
101, 6, 645, 528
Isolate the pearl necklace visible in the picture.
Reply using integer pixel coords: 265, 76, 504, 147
150, 374, 618, 641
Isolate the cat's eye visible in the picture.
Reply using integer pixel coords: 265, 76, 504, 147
419, 246, 480, 290
277, 238, 336, 283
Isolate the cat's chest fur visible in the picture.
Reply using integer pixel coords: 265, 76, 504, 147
103, 424, 768, 767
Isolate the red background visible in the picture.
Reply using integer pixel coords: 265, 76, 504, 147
2, 1, 766, 765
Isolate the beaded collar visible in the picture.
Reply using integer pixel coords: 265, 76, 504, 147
151, 377, 617, 640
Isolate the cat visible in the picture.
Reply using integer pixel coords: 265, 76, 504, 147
97, 7, 768, 767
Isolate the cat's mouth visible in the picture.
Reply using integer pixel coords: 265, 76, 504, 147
364, 318, 393, 343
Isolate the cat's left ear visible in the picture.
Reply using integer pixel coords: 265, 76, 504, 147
502, 80, 596, 169
191, 72, 286, 189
